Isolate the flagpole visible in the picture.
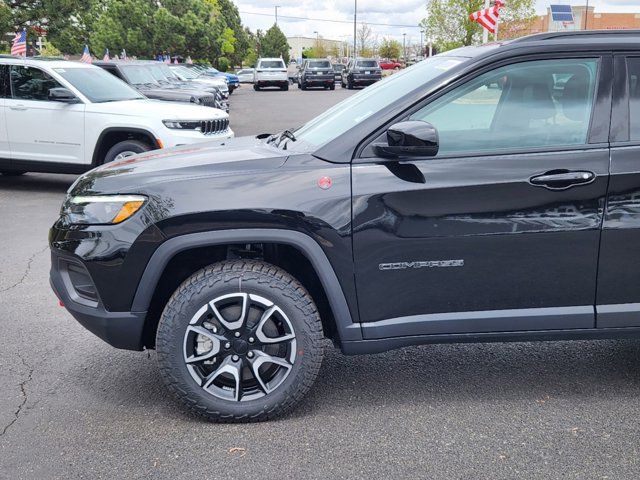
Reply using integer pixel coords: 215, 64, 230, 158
482, 0, 490, 43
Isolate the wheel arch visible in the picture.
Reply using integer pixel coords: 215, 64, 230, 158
92, 127, 160, 166
132, 229, 362, 348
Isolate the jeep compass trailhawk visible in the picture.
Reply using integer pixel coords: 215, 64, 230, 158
50, 31, 640, 421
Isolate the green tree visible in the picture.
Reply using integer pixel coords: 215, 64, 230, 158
378, 38, 402, 59
421, 0, 535, 52
217, 0, 249, 66
259, 24, 289, 63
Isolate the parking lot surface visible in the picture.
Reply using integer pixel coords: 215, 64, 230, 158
1, 86, 640, 479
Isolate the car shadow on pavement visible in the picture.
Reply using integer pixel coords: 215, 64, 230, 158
0, 173, 77, 194
67, 338, 640, 422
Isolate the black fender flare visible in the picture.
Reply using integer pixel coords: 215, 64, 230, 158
131, 229, 362, 341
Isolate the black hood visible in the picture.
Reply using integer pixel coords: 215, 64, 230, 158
69, 136, 289, 195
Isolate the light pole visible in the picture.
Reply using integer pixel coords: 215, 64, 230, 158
584, 0, 590, 30
275, 5, 280, 25
353, 0, 357, 60
403, 33, 407, 64
420, 30, 424, 59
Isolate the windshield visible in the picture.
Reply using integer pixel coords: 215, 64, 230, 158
333, 64, 345, 71
120, 65, 157, 85
308, 60, 331, 69
356, 60, 378, 68
54, 67, 145, 103
259, 60, 285, 69
145, 65, 170, 82
172, 66, 196, 79
292, 55, 465, 148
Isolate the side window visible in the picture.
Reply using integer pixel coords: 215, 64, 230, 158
409, 58, 599, 155
10, 66, 64, 101
627, 58, 640, 141
0, 65, 8, 98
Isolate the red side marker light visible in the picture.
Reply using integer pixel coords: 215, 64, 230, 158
59, 300, 65, 307
318, 176, 332, 190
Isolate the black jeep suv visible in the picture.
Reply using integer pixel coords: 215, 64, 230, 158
298, 58, 335, 90
50, 31, 640, 422
341, 57, 382, 89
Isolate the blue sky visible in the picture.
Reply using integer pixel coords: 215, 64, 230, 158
236, 0, 640, 44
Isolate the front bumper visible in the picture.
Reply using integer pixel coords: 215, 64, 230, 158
50, 250, 147, 351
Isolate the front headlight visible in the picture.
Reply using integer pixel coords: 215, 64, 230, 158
163, 120, 201, 130
62, 195, 147, 225
190, 96, 202, 104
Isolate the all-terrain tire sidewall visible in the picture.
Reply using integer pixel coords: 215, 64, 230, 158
155, 260, 324, 422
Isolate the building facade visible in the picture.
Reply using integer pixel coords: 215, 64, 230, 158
286, 36, 345, 62
501, 5, 640, 40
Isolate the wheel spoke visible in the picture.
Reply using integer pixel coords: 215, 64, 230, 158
203, 356, 243, 401
183, 325, 225, 363
255, 305, 295, 344
209, 293, 249, 331
248, 350, 292, 394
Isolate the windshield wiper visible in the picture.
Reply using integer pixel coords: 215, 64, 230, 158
276, 129, 297, 148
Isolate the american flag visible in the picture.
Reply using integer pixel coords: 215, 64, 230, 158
469, 0, 504, 34
11, 30, 27, 57
103, 49, 110, 61
80, 44, 92, 63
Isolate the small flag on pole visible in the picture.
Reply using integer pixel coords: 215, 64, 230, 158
103, 49, 110, 61
164, 54, 171, 64
186, 56, 193, 65
11, 29, 27, 57
80, 44, 92, 63
121, 49, 127, 61
470, 0, 504, 35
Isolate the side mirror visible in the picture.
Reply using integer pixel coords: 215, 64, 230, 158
373, 120, 439, 159
49, 87, 79, 103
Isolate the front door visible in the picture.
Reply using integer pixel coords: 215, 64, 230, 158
352, 55, 612, 338
5, 65, 85, 165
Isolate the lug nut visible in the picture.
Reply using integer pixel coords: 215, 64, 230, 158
247, 351, 254, 358
248, 337, 255, 343
232, 355, 239, 362
234, 332, 241, 338
224, 342, 231, 349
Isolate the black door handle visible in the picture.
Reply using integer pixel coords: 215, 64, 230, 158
529, 170, 595, 190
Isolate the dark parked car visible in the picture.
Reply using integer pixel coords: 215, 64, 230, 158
332, 63, 346, 82
95, 61, 224, 110
341, 58, 382, 89
298, 58, 335, 90
51, 30, 640, 422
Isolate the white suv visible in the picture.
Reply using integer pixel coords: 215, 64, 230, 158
254, 58, 288, 91
0, 57, 233, 176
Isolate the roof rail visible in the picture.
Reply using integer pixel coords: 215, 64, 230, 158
510, 29, 640, 43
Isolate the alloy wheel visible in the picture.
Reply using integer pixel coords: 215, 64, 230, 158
183, 292, 297, 402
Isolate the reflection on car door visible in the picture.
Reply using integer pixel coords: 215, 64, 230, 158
352, 55, 612, 339
5, 65, 85, 165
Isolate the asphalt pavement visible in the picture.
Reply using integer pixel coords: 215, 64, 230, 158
1, 84, 640, 479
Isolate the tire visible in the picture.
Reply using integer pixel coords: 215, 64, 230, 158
0, 170, 26, 176
282, 83, 289, 91
300, 82, 306, 90
103, 140, 151, 164
253, 84, 260, 91
329, 83, 335, 91
347, 79, 354, 90
341, 79, 346, 88
156, 260, 325, 422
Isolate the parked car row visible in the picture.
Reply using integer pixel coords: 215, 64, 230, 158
0, 57, 232, 176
